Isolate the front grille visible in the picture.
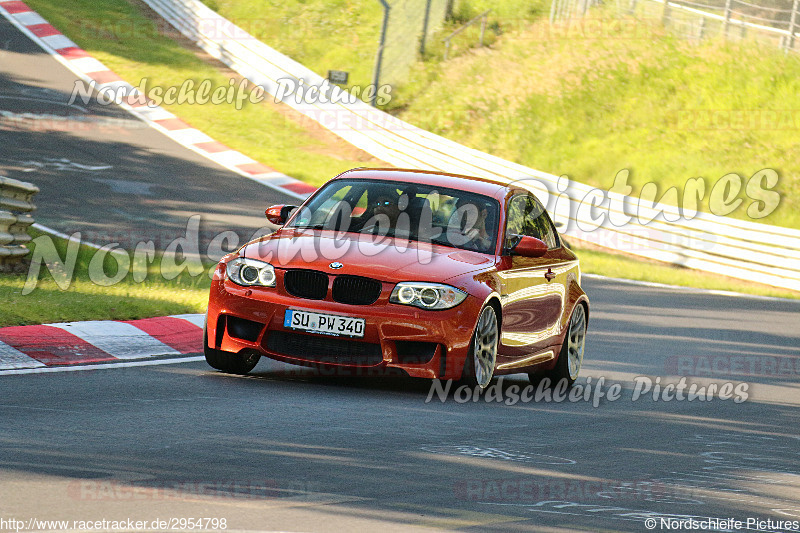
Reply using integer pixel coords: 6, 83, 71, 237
265, 331, 383, 366
332, 275, 382, 305
284, 269, 328, 300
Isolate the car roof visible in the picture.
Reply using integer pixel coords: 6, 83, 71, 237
333, 168, 510, 200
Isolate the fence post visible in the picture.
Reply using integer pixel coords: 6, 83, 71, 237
629, 0, 637, 15
662, 0, 671, 26
789, 0, 799, 50
698, 16, 706, 40
371, 0, 390, 107
566, 0, 575, 21
722, 0, 733, 39
444, 0, 455, 20
480, 13, 487, 46
420, 0, 432, 56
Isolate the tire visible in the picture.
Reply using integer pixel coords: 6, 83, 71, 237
531, 304, 586, 388
203, 327, 260, 375
462, 305, 499, 390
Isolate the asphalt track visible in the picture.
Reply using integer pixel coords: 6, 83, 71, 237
0, 15, 295, 251
2, 7, 800, 533
1, 277, 799, 532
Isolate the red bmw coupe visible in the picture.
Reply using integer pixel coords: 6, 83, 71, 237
205, 168, 589, 389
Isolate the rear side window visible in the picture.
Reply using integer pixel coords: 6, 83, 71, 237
505, 194, 559, 250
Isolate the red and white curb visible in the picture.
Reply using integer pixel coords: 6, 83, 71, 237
0, 314, 204, 374
0, 0, 316, 200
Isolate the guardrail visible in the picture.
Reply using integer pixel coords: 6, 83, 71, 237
0, 176, 38, 266
141, 0, 800, 292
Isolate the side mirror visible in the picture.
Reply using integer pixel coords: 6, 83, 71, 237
512, 236, 548, 258
265, 204, 298, 225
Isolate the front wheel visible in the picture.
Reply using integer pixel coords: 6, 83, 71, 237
462, 305, 499, 390
204, 328, 260, 375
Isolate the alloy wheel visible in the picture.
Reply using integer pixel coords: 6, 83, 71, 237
473, 306, 498, 389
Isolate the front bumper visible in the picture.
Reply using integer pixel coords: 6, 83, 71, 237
206, 273, 482, 380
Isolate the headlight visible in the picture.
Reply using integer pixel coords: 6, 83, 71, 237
225, 258, 276, 287
390, 282, 467, 310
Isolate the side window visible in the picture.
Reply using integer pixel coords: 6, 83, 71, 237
504, 194, 559, 250
504, 196, 527, 250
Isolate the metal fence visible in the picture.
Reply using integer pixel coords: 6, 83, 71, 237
0, 176, 38, 267
552, 0, 800, 52
376, 0, 451, 88
442, 9, 490, 60
551, 0, 602, 24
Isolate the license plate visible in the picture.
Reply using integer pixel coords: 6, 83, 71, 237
284, 309, 365, 338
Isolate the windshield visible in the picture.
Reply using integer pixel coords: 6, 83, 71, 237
286, 179, 500, 254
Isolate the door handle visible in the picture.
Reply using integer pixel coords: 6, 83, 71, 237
544, 268, 555, 282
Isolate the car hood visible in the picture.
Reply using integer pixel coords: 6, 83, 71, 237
239, 228, 496, 283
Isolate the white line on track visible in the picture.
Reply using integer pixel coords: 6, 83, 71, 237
0, 356, 205, 376
583, 273, 800, 302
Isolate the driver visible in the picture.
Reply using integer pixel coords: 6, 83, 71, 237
372, 191, 402, 227
362, 189, 411, 235
449, 199, 493, 252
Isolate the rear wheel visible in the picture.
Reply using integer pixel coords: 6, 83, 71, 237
204, 328, 260, 375
531, 304, 586, 387
462, 305, 499, 390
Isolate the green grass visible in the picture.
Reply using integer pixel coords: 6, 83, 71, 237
396, 4, 800, 229
25, 0, 384, 187
0, 229, 210, 326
